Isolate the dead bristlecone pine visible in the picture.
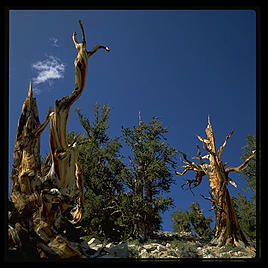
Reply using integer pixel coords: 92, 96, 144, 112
7, 20, 110, 260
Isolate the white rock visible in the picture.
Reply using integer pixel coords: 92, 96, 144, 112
157, 244, 166, 251
139, 249, 150, 258
105, 242, 113, 249
90, 245, 103, 251
150, 249, 160, 256
143, 244, 157, 251
87, 238, 103, 250
88, 237, 102, 246
203, 253, 215, 258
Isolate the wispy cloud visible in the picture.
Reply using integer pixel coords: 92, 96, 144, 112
49, 37, 60, 47
32, 55, 65, 94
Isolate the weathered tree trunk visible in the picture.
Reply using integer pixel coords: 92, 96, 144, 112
175, 117, 256, 247
199, 119, 247, 247
8, 20, 110, 259
9, 82, 52, 259
10, 81, 51, 214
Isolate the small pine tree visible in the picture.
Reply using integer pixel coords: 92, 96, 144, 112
232, 193, 256, 240
233, 135, 256, 240
171, 201, 213, 239
171, 208, 191, 233
187, 201, 213, 239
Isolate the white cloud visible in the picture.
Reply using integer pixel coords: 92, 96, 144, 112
32, 56, 65, 94
33, 87, 41, 95
49, 37, 60, 47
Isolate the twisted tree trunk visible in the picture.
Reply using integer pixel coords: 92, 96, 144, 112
175, 117, 256, 247
8, 20, 110, 259
198, 119, 247, 247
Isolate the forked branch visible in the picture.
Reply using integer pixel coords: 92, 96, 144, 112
78, 19, 86, 46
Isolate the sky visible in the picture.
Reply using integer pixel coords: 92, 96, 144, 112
9, 9, 256, 232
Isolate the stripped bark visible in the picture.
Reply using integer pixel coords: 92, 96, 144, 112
8, 20, 110, 259
175, 117, 256, 247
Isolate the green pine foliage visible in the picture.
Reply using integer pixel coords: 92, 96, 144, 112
232, 193, 256, 240
171, 201, 213, 239
171, 208, 191, 233
121, 116, 177, 240
67, 103, 256, 244
232, 135, 256, 240
240, 135, 256, 194
68, 104, 126, 241
68, 106, 177, 242
188, 201, 213, 239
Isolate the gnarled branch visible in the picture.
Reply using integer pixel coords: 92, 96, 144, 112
225, 150, 256, 173
175, 150, 206, 195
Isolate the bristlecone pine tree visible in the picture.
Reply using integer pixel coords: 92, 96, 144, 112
8, 20, 110, 259
175, 117, 256, 247
121, 115, 177, 241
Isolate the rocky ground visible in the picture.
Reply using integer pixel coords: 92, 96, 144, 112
81, 231, 256, 260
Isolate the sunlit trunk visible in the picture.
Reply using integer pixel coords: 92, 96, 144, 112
175, 116, 255, 247
8, 20, 109, 259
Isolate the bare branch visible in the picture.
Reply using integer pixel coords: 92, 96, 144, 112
207, 114, 211, 126
180, 170, 205, 196
192, 144, 206, 164
78, 19, 86, 46
228, 177, 237, 188
87, 44, 110, 58
200, 193, 215, 211
196, 135, 209, 145
178, 151, 194, 166
200, 191, 223, 212
225, 150, 256, 173
217, 129, 234, 158
34, 106, 53, 137
181, 179, 196, 196
196, 134, 211, 153
175, 167, 191, 176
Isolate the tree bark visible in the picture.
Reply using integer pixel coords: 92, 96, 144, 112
8, 20, 110, 259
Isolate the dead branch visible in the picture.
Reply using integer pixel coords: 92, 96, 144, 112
200, 193, 215, 211
196, 134, 210, 152
192, 144, 209, 165
87, 44, 110, 58
180, 170, 205, 196
78, 19, 86, 46
217, 129, 234, 158
227, 177, 237, 188
34, 106, 53, 137
175, 167, 191, 176
200, 191, 223, 212
225, 150, 256, 173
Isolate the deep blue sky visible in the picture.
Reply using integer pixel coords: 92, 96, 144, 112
9, 10, 256, 232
